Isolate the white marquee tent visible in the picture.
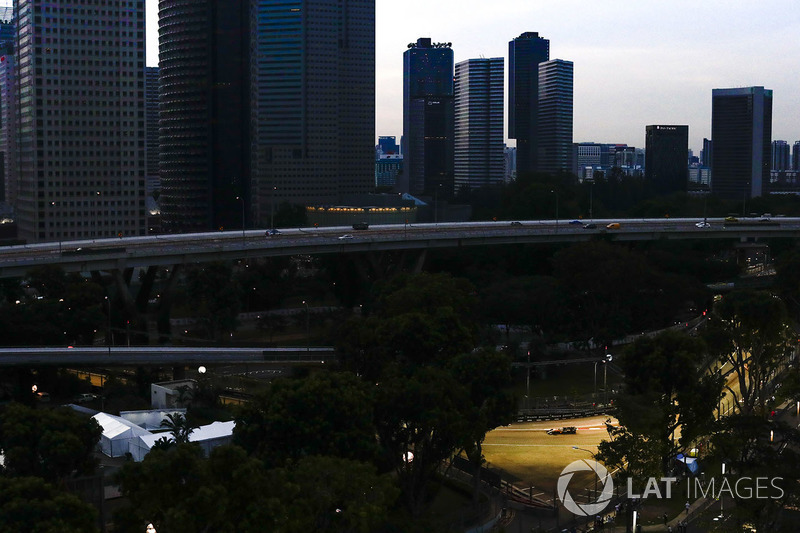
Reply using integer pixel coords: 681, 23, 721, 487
92, 412, 152, 458
128, 420, 235, 462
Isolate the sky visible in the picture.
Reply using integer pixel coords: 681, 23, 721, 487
138, 0, 800, 154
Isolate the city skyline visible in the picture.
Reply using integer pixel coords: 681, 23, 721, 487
134, 0, 799, 154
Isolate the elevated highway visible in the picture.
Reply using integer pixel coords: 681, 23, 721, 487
0, 346, 336, 367
0, 217, 797, 278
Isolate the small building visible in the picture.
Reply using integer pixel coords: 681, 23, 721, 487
150, 379, 196, 409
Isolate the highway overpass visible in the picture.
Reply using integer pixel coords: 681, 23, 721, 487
0, 346, 336, 367
0, 217, 796, 278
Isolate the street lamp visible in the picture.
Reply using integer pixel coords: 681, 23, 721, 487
550, 189, 559, 231
94, 191, 101, 238
104, 296, 112, 352
302, 300, 309, 351
604, 354, 613, 405
573, 446, 598, 504
50, 201, 62, 254
270, 186, 277, 230
434, 183, 443, 224
235, 196, 245, 246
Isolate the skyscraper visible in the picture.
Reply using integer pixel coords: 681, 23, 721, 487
509, 32, 549, 177
14, 0, 146, 242
159, 0, 250, 233
454, 57, 504, 192
402, 37, 454, 198
772, 140, 790, 171
793, 141, 800, 171
145, 67, 160, 192
711, 87, 772, 200
0, 7, 14, 205
645, 125, 689, 194
537, 59, 573, 174
251, 0, 375, 220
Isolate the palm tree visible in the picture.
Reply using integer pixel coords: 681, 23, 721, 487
159, 413, 195, 444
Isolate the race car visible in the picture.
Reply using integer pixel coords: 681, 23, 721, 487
546, 426, 577, 435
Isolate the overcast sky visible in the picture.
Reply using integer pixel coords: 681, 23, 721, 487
142, 0, 800, 154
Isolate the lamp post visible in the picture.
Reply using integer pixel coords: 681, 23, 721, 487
526, 350, 531, 409
604, 354, 613, 405
50, 201, 62, 254
434, 184, 442, 224
551, 189, 559, 231
94, 191, 101, 238
104, 296, 112, 354
235, 196, 245, 246
302, 300, 309, 351
573, 446, 598, 505
270, 186, 277, 230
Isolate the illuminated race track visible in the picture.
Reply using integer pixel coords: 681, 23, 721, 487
0, 217, 797, 278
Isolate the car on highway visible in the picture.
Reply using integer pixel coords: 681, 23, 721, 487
695, 221, 711, 228
546, 426, 577, 435
568, 220, 583, 226
606, 222, 621, 230
510, 221, 523, 226
760, 213, 772, 222
582, 223, 597, 229
352, 222, 369, 230
338, 234, 354, 240
724, 216, 738, 223
265, 229, 282, 236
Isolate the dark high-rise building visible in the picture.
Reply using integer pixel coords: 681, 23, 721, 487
772, 140, 790, 171
711, 87, 772, 200
509, 32, 549, 176
701, 138, 713, 168
0, 7, 14, 205
145, 67, 160, 189
645, 125, 689, 194
537, 59, 573, 174
14, 0, 146, 242
159, 0, 250, 233
402, 37, 454, 197
251, 0, 375, 221
793, 141, 800, 171
454, 57, 504, 191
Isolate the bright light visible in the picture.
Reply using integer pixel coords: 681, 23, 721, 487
198, 366, 206, 374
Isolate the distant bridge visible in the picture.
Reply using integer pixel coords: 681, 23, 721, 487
0, 346, 336, 367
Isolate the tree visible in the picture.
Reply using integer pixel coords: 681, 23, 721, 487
233, 372, 378, 466
159, 412, 195, 444
596, 331, 721, 478
0, 476, 99, 533
707, 414, 800, 531
702, 290, 792, 416
0, 403, 101, 482
447, 349, 516, 502
183, 262, 242, 340
374, 366, 473, 517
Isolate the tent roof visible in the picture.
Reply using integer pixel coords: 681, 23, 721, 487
92, 412, 151, 439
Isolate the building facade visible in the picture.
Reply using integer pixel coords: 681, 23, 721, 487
402, 37, 454, 198
772, 140, 790, 171
14, 0, 146, 242
711, 87, 772, 200
454, 57, 504, 192
645, 125, 689, 194
377, 136, 399, 155
251, 0, 375, 223
159, 0, 250, 233
145, 66, 160, 193
0, 7, 14, 205
508, 32, 549, 177
537, 59, 573, 175
375, 155, 402, 188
